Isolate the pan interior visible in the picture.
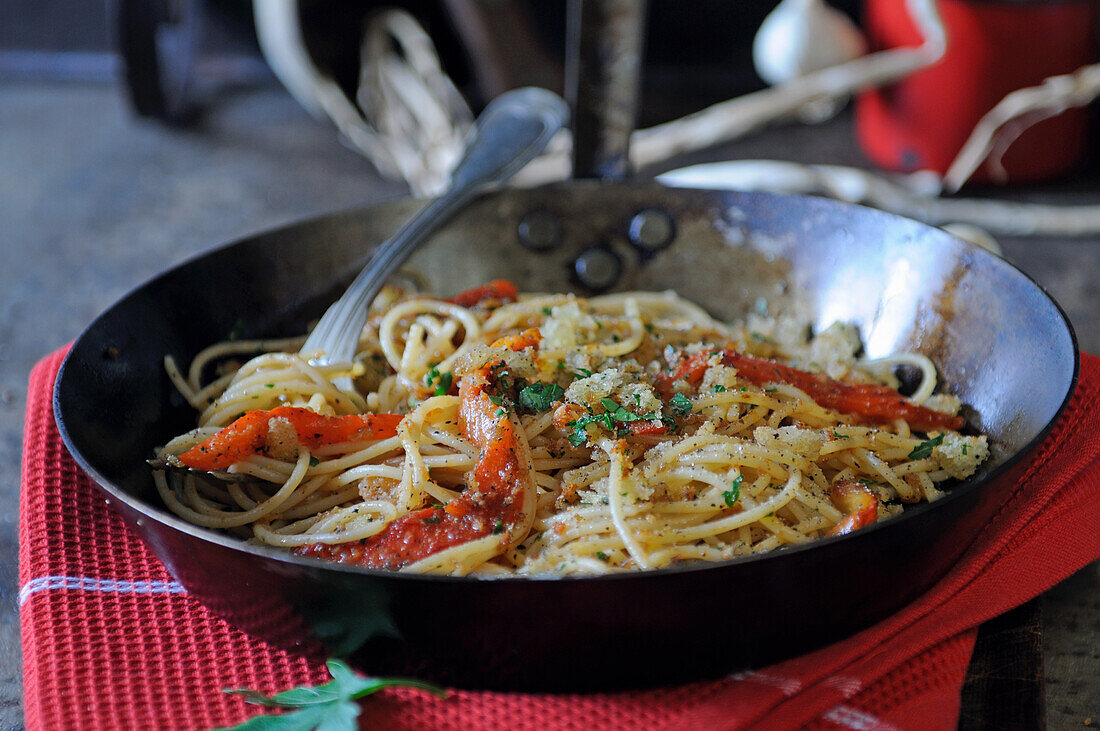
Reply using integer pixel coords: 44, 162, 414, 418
57, 181, 1077, 543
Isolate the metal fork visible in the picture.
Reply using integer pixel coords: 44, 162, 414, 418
301, 87, 569, 365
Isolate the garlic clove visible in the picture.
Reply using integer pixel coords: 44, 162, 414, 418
752, 0, 868, 86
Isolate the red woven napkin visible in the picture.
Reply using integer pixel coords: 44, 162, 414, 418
21, 348, 1100, 731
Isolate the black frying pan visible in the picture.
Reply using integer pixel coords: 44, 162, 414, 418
54, 180, 1077, 691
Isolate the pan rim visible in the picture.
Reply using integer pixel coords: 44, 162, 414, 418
53, 183, 1081, 586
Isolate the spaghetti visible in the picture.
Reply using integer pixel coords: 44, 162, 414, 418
153, 281, 988, 576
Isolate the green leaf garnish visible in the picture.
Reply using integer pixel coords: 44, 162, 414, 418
567, 397, 664, 445
599, 397, 648, 423
908, 434, 944, 460
566, 429, 588, 447
669, 393, 693, 416
722, 475, 742, 508
434, 371, 453, 396
518, 382, 565, 412
219, 659, 445, 731
567, 413, 610, 446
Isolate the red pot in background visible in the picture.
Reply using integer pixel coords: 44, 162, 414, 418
856, 0, 1097, 185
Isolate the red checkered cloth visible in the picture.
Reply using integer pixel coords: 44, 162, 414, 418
21, 348, 1100, 730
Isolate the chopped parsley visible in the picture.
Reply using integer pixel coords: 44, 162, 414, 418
542, 306, 553, 316
566, 412, 617, 446
573, 367, 592, 378
712, 384, 727, 393
424, 367, 453, 396
566, 398, 663, 446
599, 397, 649, 423
595, 551, 609, 561
722, 475, 742, 507
669, 392, 693, 416
492, 519, 504, 535
308, 456, 320, 467
518, 382, 565, 412
423, 516, 440, 524
908, 434, 944, 460
566, 420, 595, 447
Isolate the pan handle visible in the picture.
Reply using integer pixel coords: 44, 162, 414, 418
565, 0, 648, 180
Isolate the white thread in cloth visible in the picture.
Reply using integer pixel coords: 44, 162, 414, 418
19, 576, 186, 606
823, 704, 898, 731
823, 675, 865, 697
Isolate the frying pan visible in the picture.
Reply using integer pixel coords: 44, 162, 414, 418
54, 1, 1077, 691
54, 179, 1077, 691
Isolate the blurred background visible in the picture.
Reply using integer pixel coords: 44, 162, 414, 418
2, 1, 1098, 728
0, 1, 858, 125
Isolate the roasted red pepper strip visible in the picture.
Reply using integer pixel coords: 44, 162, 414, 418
177, 407, 403, 471
827, 479, 880, 537
446, 279, 519, 308
657, 349, 964, 432
653, 355, 711, 397
299, 329, 541, 570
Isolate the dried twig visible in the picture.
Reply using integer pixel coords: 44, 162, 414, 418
659, 160, 1100, 237
943, 63, 1100, 192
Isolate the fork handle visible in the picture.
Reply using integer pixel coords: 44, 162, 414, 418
302, 87, 569, 363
